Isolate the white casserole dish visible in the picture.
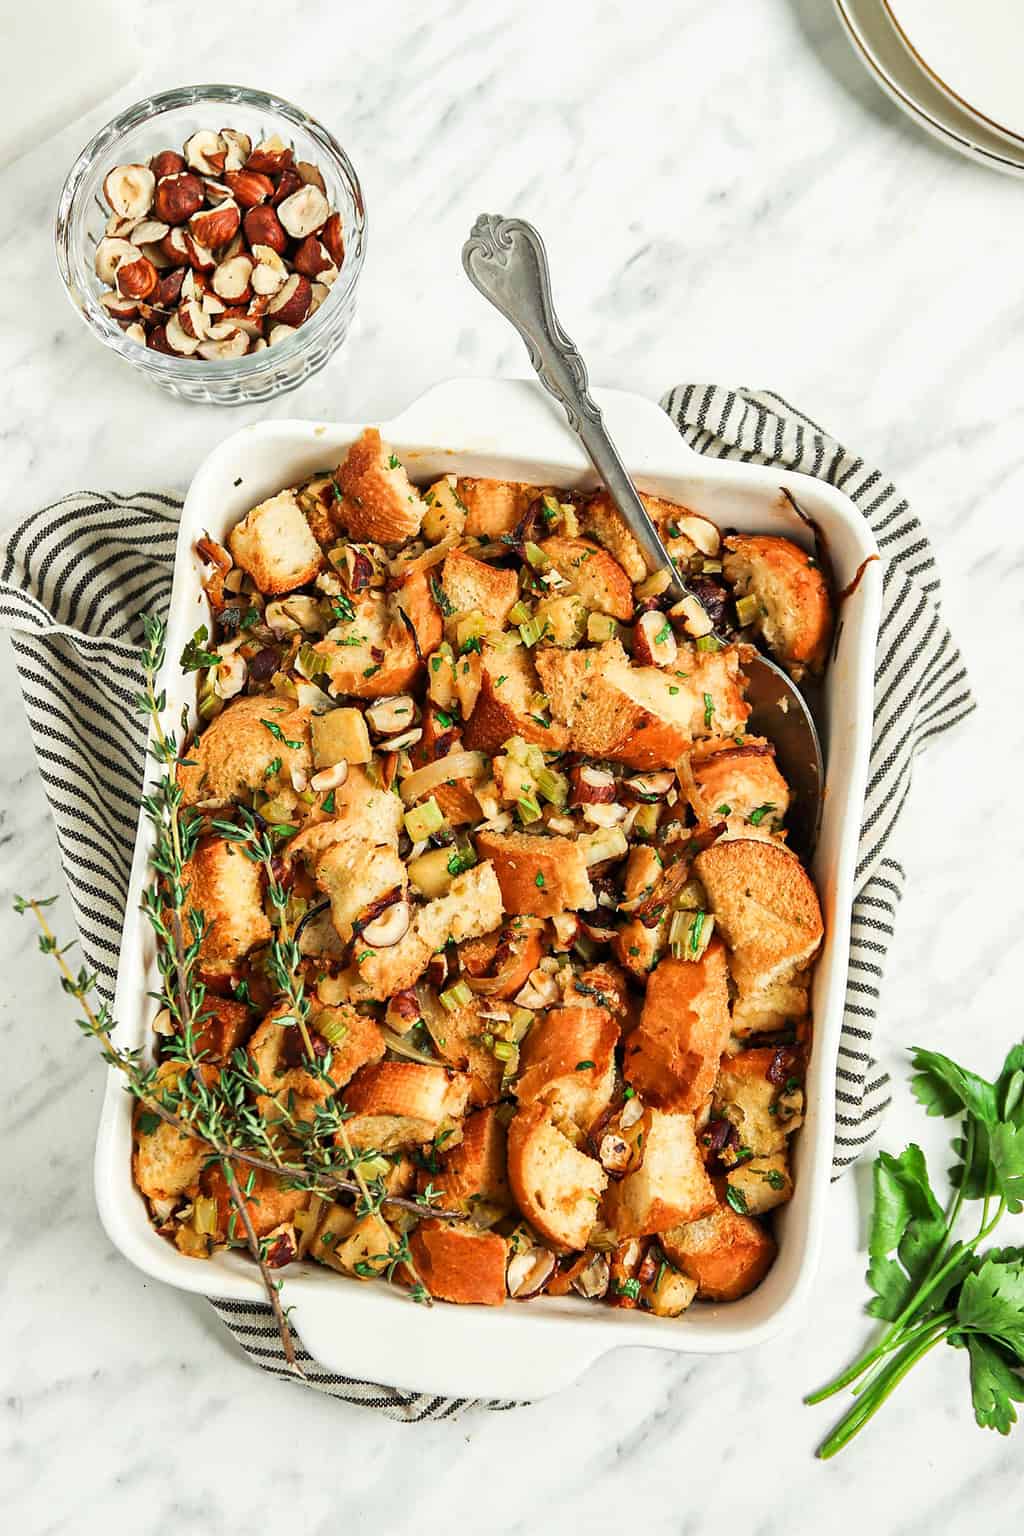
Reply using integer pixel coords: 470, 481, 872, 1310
96, 377, 882, 1401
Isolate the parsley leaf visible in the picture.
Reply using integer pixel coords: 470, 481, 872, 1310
964, 1334, 1024, 1434
180, 625, 219, 672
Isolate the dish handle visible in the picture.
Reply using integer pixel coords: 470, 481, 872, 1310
288, 1281, 606, 1402
381, 375, 698, 476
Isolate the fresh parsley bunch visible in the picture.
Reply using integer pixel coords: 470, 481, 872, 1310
807, 1042, 1024, 1457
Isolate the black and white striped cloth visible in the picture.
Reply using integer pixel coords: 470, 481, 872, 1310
0, 386, 975, 1416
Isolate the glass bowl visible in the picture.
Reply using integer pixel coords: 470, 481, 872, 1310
55, 84, 367, 406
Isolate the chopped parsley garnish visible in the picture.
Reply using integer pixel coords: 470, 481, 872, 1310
430, 575, 455, 617
535, 872, 545, 888
136, 1112, 160, 1136
748, 803, 776, 826
655, 621, 671, 645
332, 594, 356, 622
262, 718, 303, 751
764, 1168, 787, 1190
703, 692, 714, 729
387, 453, 401, 469
716, 803, 732, 816
435, 709, 454, 728
322, 789, 336, 813
575, 1060, 595, 1071
363, 664, 381, 678
725, 1184, 749, 1215
669, 686, 680, 695
264, 757, 282, 779
180, 625, 219, 672
615, 1278, 641, 1300
496, 675, 507, 687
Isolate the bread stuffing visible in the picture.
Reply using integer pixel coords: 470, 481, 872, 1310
137, 437, 831, 1315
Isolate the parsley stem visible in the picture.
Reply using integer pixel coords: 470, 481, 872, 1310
816, 1325, 949, 1459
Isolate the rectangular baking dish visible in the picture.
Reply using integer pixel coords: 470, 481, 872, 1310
96, 377, 882, 1401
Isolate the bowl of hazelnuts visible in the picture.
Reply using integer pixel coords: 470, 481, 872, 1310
55, 84, 366, 405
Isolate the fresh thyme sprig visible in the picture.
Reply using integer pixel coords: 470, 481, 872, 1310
807, 1042, 1024, 1456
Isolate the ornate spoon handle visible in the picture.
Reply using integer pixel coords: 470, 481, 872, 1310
462, 214, 685, 599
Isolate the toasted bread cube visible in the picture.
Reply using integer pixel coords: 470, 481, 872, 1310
201, 1161, 310, 1244
421, 995, 504, 1107
694, 838, 822, 1031
227, 489, 323, 595
686, 737, 790, 832
310, 1200, 358, 1271
533, 592, 588, 647
641, 1256, 699, 1316
441, 548, 519, 630
393, 565, 443, 659
432, 778, 483, 827
612, 915, 666, 979
459, 921, 546, 1001
726, 1153, 793, 1215
286, 763, 403, 864
333, 429, 426, 545
713, 1047, 804, 1156
192, 995, 254, 1064
539, 535, 633, 621
178, 695, 311, 808
431, 1105, 511, 1208
537, 639, 749, 770
507, 1103, 608, 1251
559, 961, 633, 1020
249, 1004, 385, 1114
348, 862, 504, 1001
474, 829, 594, 917
313, 590, 420, 698
463, 644, 569, 754
515, 1006, 618, 1132
422, 476, 468, 543
455, 477, 536, 538
342, 1062, 471, 1150
577, 490, 650, 583
723, 534, 832, 678
182, 835, 271, 976
622, 943, 732, 1112
661, 1200, 777, 1301
311, 707, 372, 768
604, 1110, 716, 1238
409, 1220, 508, 1305
316, 842, 407, 944
133, 1066, 208, 1202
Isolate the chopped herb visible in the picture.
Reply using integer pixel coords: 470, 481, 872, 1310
430, 656, 443, 673
180, 625, 219, 673
655, 621, 671, 645
725, 1184, 749, 1214
332, 594, 356, 623
748, 803, 776, 826
264, 757, 282, 779
615, 1278, 641, 1300
689, 910, 706, 955
764, 1168, 787, 1190
459, 635, 482, 656
716, 803, 732, 816
496, 675, 507, 687
435, 709, 453, 728
356, 950, 376, 964
387, 453, 401, 469
669, 686, 680, 696
322, 789, 336, 814
136, 1112, 160, 1136
629, 945, 640, 957
529, 714, 551, 730
240, 609, 259, 629
703, 692, 714, 730
430, 575, 455, 617
535, 872, 545, 888
576, 1060, 595, 1071
363, 664, 381, 678
262, 719, 303, 751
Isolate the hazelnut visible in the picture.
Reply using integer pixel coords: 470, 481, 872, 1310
202, 179, 233, 206
221, 128, 251, 171
124, 321, 147, 346
245, 135, 294, 175
130, 219, 170, 247
159, 226, 191, 266
189, 200, 241, 250
103, 163, 155, 221
153, 172, 204, 225
212, 254, 254, 302
271, 164, 302, 207
177, 297, 209, 341
309, 281, 330, 314
250, 245, 288, 296
321, 212, 344, 268
94, 236, 138, 285
154, 268, 186, 309
266, 272, 312, 327
183, 233, 216, 272
277, 184, 330, 240
100, 290, 140, 322
198, 327, 250, 360
296, 160, 327, 193
150, 149, 186, 179
224, 169, 275, 207
268, 323, 297, 346
116, 255, 158, 300
633, 608, 678, 668
105, 213, 140, 239
166, 311, 202, 355
184, 129, 227, 176
147, 323, 176, 354
292, 235, 333, 278
242, 204, 287, 255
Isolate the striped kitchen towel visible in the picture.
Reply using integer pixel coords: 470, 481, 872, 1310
0, 386, 975, 1415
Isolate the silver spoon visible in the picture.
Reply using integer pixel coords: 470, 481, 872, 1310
461, 213, 824, 856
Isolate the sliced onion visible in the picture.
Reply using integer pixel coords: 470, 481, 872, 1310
398, 532, 459, 575
381, 1027, 438, 1065
400, 750, 485, 804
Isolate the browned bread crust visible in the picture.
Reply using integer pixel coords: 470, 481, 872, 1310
334, 428, 427, 545
474, 829, 594, 916
313, 590, 421, 698
228, 489, 323, 595
515, 1005, 619, 1132
178, 694, 311, 808
506, 1102, 608, 1251
723, 534, 832, 677
183, 835, 271, 976
622, 942, 732, 1112
538, 535, 634, 621
685, 737, 791, 830
342, 1061, 471, 1149
455, 477, 536, 538
409, 1220, 508, 1306
463, 645, 569, 755
430, 1105, 511, 1208
661, 1199, 777, 1300
603, 1109, 716, 1237
441, 547, 519, 629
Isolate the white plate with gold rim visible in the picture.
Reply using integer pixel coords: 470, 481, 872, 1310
884, 0, 1024, 147
834, 0, 1024, 178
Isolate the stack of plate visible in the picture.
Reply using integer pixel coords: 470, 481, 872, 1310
835, 0, 1024, 176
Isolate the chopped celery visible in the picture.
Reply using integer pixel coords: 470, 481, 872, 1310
440, 980, 473, 1012
518, 616, 547, 647
695, 634, 722, 652
535, 766, 568, 808
735, 594, 760, 627
316, 1012, 349, 1047
587, 612, 619, 643
508, 599, 532, 626
517, 794, 543, 824
524, 541, 551, 571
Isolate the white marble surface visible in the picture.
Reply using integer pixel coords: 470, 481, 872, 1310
2, 0, 1021, 1529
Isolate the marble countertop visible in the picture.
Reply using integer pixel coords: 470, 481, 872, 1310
3, 0, 1021, 1529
